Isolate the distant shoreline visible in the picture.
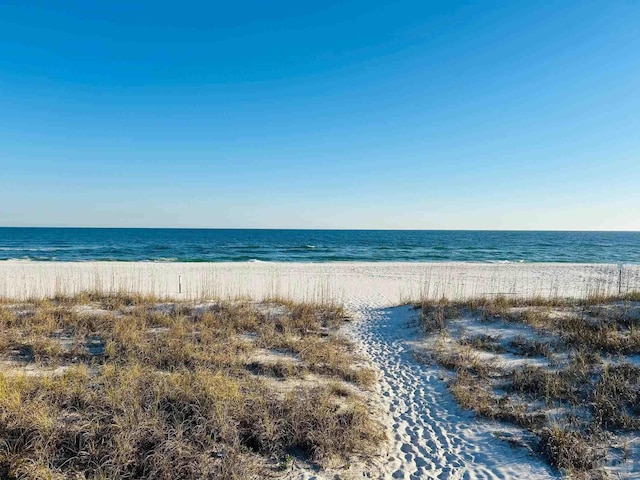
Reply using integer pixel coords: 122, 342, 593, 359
2, 258, 637, 264
1, 258, 639, 266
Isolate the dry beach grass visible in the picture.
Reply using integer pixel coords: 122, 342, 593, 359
417, 293, 640, 479
0, 293, 383, 480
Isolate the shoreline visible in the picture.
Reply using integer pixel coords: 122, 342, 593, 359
2, 259, 637, 264
1, 261, 639, 303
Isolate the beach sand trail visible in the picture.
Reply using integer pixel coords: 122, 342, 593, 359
347, 305, 558, 480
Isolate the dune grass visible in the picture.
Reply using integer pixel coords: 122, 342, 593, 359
417, 293, 640, 479
0, 293, 383, 480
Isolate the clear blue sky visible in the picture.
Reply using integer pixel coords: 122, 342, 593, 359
1, 1, 638, 230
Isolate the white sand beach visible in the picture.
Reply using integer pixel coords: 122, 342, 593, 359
1, 261, 639, 304
2, 261, 639, 479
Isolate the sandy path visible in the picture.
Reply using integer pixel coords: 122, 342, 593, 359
347, 305, 558, 480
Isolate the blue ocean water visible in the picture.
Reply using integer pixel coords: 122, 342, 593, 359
0, 228, 638, 263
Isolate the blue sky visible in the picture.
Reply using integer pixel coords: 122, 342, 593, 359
1, 1, 638, 229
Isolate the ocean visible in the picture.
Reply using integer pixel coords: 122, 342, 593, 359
0, 228, 638, 263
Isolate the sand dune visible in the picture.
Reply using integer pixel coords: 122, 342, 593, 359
2, 261, 639, 479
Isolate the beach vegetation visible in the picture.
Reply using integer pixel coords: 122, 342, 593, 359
0, 293, 383, 479
417, 293, 640, 478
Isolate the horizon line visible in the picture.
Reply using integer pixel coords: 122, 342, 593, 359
1, 226, 639, 233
